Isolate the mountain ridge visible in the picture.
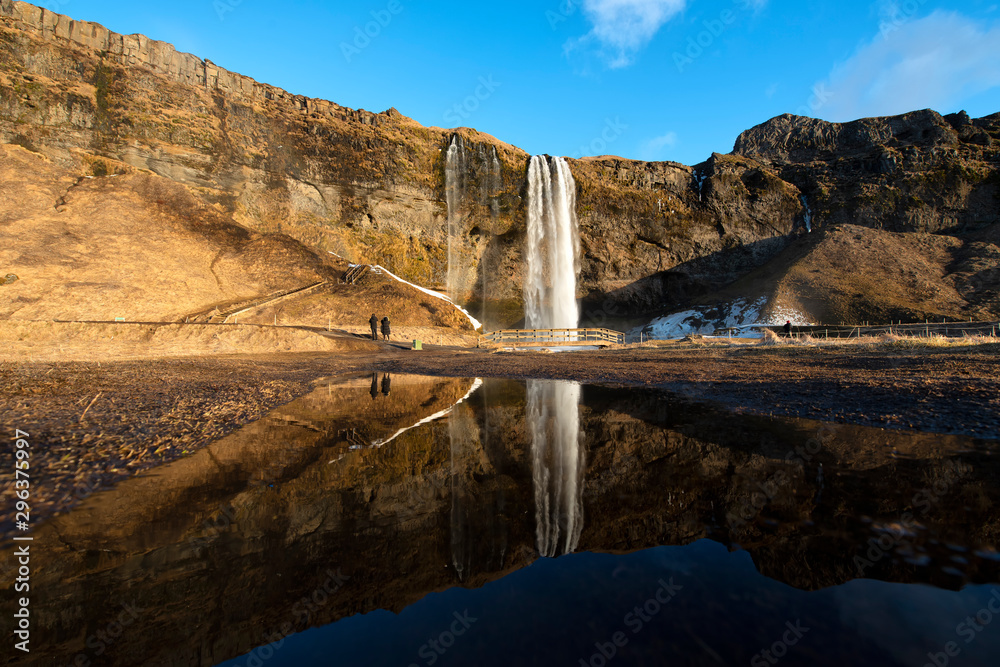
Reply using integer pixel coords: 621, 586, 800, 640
1, 0, 998, 329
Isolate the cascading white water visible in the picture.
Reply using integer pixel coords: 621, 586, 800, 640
481, 147, 502, 325
528, 379, 584, 557
488, 146, 501, 218
696, 171, 708, 202
800, 195, 813, 233
524, 155, 580, 330
445, 136, 464, 300
446, 136, 502, 322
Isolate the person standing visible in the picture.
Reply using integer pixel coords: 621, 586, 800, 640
369, 313, 379, 341
381, 316, 391, 341
783, 320, 792, 337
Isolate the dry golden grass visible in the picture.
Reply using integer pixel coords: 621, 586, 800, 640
339, 324, 478, 347
0, 144, 478, 341
0, 145, 331, 322
750, 332, 1000, 353
0, 321, 378, 362
622, 331, 1000, 354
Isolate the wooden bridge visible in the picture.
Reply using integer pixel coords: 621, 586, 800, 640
342, 264, 369, 285
481, 328, 625, 348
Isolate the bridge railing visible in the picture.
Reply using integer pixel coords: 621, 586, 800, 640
481, 328, 625, 347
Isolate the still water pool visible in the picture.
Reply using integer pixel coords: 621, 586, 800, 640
11, 374, 1000, 666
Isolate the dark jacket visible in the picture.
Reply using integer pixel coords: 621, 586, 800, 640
369, 314, 379, 330
381, 317, 391, 335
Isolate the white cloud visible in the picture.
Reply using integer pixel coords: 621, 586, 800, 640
572, 0, 688, 69
638, 131, 678, 160
816, 11, 1000, 121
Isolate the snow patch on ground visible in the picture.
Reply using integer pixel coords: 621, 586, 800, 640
632, 297, 813, 341
764, 303, 813, 327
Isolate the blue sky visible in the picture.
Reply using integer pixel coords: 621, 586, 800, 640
40, 0, 1000, 165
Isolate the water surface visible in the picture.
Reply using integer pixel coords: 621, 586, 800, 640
5, 374, 1000, 666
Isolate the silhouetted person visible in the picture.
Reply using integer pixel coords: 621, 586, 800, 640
381, 316, 391, 341
381, 373, 391, 396
783, 320, 792, 337
370, 373, 379, 401
369, 313, 379, 341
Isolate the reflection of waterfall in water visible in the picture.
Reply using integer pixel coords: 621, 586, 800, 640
529, 379, 584, 557
449, 395, 507, 580
524, 155, 580, 330
449, 403, 472, 581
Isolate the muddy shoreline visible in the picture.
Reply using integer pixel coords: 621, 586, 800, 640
2, 342, 999, 532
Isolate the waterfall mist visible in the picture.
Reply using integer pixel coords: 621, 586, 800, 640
524, 155, 581, 330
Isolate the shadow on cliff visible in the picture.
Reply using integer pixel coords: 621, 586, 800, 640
577, 233, 802, 328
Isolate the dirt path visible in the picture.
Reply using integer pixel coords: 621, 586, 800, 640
2, 342, 998, 532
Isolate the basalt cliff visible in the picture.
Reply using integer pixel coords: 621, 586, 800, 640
1, 0, 998, 329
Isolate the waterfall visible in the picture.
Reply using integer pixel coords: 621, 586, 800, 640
445, 135, 502, 320
695, 170, 707, 202
529, 379, 584, 557
489, 146, 501, 218
482, 146, 501, 325
801, 195, 813, 233
445, 136, 464, 300
524, 155, 580, 330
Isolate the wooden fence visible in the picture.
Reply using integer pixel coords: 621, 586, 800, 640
717, 322, 1000, 339
481, 328, 625, 347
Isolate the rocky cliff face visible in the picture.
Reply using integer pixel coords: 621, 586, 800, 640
1, 1, 997, 329
0, 0, 533, 327
733, 110, 1000, 235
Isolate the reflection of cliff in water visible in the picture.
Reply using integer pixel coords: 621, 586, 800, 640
3, 377, 999, 666
529, 380, 584, 557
